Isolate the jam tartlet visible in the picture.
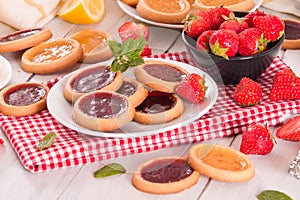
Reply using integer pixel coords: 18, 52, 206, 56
194, 0, 255, 11
282, 19, 300, 49
72, 91, 135, 132
64, 65, 123, 103
188, 144, 255, 182
134, 91, 184, 124
134, 60, 189, 93
21, 38, 83, 74
136, 0, 191, 24
0, 27, 52, 53
132, 156, 200, 194
0, 82, 49, 117
70, 30, 113, 63
116, 78, 148, 107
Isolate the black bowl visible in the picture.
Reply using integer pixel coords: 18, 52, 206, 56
182, 12, 284, 85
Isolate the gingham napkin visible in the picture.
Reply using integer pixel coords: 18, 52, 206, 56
0, 0, 62, 30
1, 51, 299, 173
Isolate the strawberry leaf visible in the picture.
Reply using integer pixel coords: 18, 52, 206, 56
109, 36, 146, 72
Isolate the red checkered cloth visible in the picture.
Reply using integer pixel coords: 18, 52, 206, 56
1, 51, 299, 173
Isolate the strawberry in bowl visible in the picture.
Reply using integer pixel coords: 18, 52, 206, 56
182, 8, 284, 85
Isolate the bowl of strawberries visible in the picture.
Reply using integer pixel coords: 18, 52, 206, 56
182, 7, 284, 85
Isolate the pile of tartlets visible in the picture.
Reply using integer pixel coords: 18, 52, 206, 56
63, 59, 189, 132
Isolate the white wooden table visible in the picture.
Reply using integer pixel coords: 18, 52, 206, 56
0, 1, 299, 200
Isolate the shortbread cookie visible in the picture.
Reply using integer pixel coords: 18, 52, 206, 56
0, 27, 52, 53
188, 144, 255, 182
70, 30, 113, 63
21, 38, 82, 74
194, 0, 255, 11
64, 65, 123, 103
132, 156, 200, 194
116, 78, 148, 107
134, 91, 184, 124
134, 60, 189, 93
72, 91, 135, 132
0, 82, 49, 116
136, 0, 191, 24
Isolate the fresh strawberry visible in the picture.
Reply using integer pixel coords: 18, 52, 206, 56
253, 14, 284, 42
0, 138, 4, 144
240, 123, 275, 155
196, 30, 215, 52
238, 28, 268, 56
276, 116, 300, 141
234, 77, 262, 106
175, 73, 207, 104
244, 10, 266, 27
209, 29, 239, 59
219, 12, 249, 33
184, 9, 211, 38
269, 68, 300, 101
118, 22, 151, 57
140, 45, 152, 56
118, 21, 150, 42
206, 6, 231, 30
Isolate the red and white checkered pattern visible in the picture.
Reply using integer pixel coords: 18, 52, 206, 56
1, 51, 299, 173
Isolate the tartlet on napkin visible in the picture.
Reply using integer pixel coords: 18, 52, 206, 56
0, 0, 62, 30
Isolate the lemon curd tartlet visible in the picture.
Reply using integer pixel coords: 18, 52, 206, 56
21, 38, 82, 74
194, 0, 255, 11
136, 0, 191, 24
188, 144, 255, 182
70, 30, 113, 63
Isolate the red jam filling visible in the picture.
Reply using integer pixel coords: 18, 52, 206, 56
0, 28, 42, 43
4, 84, 46, 106
143, 63, 186, 82
71, 66, 116, 93
284, 20, 300, 40
117, 80, 137, 97
135, 91, 176, 114
78, 92, 128, 118
141, 158, 194, 183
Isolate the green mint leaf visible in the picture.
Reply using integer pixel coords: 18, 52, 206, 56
108, 40, 123, 57
37, 132, 57, 151
93, 163, 126, 178
110, 52, 144, 72
257, 190, 293, 200
108, 36, 146, 73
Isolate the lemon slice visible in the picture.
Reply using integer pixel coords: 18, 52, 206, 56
57, 0, 106, 24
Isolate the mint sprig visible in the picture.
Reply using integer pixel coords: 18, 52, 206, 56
109, 36, 146, 72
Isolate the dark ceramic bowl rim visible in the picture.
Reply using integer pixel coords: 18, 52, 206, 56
182, 31, 284, 61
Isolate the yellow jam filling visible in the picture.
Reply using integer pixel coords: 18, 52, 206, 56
72, 30, 108, 53
31, 44, 73, 63
200, 0, 244, 6
200, 146, 249, 171
146, 0, 186, 13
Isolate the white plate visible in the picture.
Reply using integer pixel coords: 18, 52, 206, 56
0, 55, 12, 90
47, 58, 218, 138
117, 0, 264, 29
